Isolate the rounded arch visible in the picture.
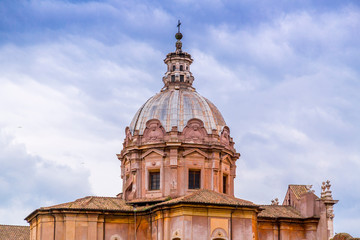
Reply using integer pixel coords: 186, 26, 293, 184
110, 234, 122, 240
211, 228, 228, 240
171, 229, 182, 240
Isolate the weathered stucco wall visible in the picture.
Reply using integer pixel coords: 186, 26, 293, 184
29, 205, 259, 240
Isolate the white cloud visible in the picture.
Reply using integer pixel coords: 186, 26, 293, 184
0, 0, 359, 236
0, 130, 91, 225
188, 7, 360, 236
0, 36, 165, 203
1, 0, 174, 41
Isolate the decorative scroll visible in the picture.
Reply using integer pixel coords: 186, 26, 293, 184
183, 118, 206, 143
125, 127, 132, 146
143, 119, 165, 142
220, 126, 230, 146
124, 171, 137, 200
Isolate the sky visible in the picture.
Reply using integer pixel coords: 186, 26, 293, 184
0, 0, 359, 236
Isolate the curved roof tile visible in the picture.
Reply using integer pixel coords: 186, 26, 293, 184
130, 89, 226, 135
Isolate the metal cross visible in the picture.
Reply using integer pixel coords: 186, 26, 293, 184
177, 20, 181, 33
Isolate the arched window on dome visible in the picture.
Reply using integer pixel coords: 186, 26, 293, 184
172, 65, 176, 71
180, 65, 183, 71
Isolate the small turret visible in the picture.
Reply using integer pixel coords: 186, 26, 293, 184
162, 20, 195, 90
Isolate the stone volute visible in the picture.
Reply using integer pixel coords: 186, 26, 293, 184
118, 25, 240, 202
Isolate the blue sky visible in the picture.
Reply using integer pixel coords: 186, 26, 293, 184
0, 0, 360, 236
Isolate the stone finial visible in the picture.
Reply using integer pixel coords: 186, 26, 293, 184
321, 181, 326, 198
326, 180, 331, 191
322, 182, 326, 192
175, 20, 183, 53
306, 185, 314, 193
175, 40, 182, 53
321, 180, 333, 200
271, 198, 279, 205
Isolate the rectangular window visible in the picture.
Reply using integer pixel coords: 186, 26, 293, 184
189, 170, 200, 189
149, 171, 160, 190
180, 75, 184, 82
171, 75, 175, 82
223, 175, 227, 194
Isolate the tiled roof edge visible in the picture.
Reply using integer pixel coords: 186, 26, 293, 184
257, 215, 320, 220
0, 224, 29, 227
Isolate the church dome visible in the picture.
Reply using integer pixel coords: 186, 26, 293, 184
129, 88, 226, 135
120, 24, 239, 202
129, 26, 226, 136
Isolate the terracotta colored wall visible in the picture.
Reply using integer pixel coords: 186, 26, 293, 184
29, 206, 260, 240
258, 221, 310, 240
232, 218, 253, 240
123, 146, 237, 202
258, 222, 278, 240
119, 117, 239, 203
191, 215, 209, 240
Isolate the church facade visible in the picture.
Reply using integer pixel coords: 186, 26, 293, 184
25, 27, 338, 240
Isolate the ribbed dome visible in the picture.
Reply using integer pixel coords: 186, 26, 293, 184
129, 88, 226, 135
